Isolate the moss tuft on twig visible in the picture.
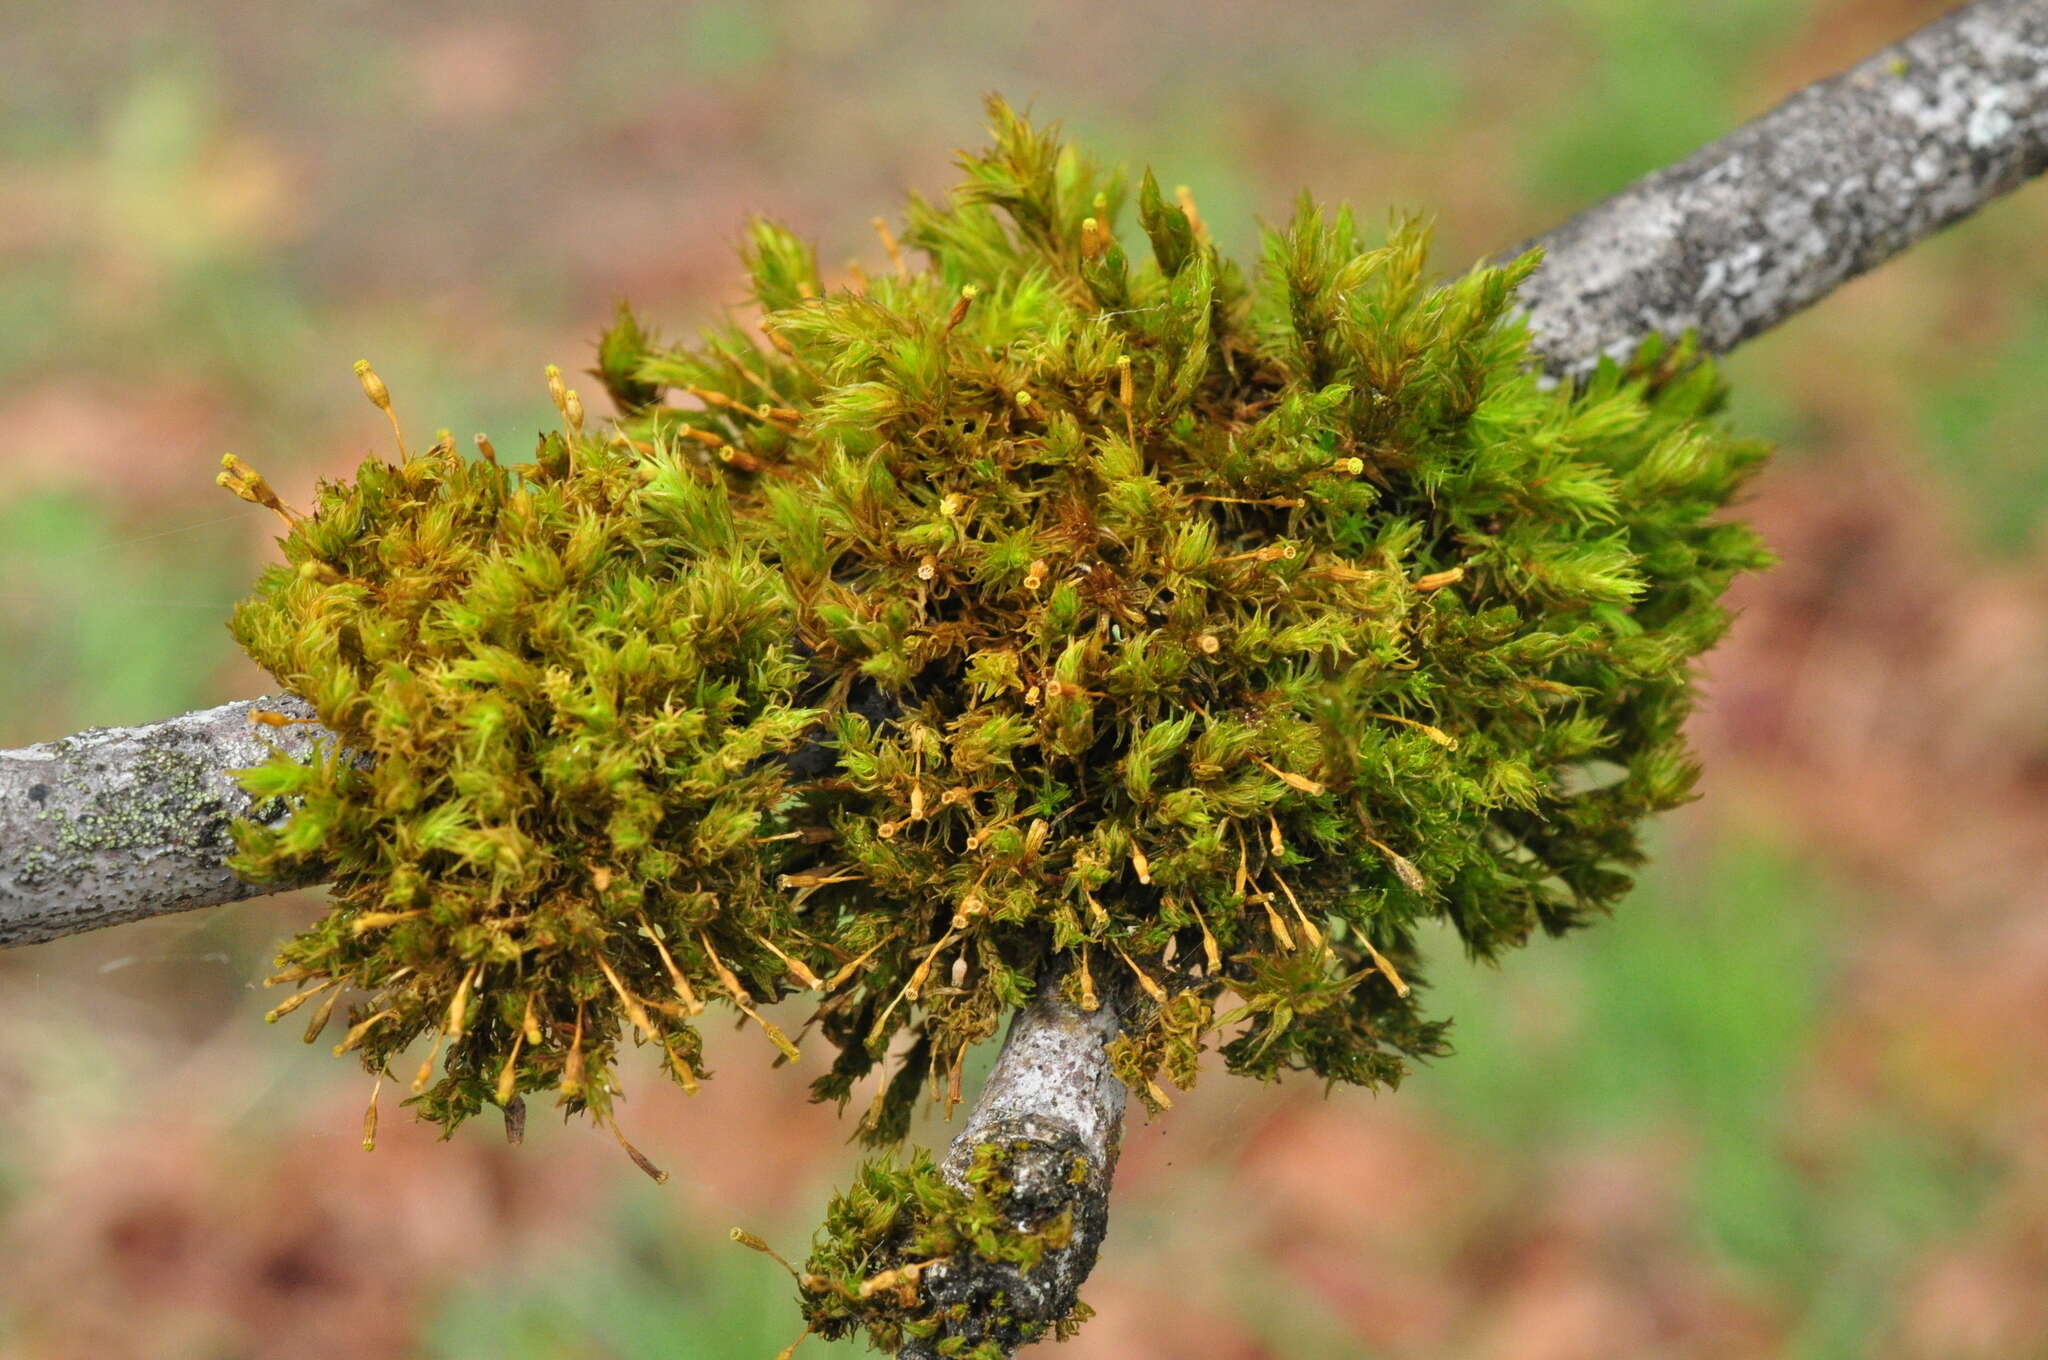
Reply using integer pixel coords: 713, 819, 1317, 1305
224, 96, 1769, 1154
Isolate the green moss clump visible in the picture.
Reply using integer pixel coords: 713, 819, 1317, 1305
226, 97, 1768, 1144
798, 1143, 1091, 1358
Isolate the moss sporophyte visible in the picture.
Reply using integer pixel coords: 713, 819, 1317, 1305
218, 98, 1769, 1351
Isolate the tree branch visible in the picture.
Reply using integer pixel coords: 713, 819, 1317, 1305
902, 974, 1131, 1359
0, 696, 324, 948
5, 3, 2048, 1352
1516, 0, 2048, 379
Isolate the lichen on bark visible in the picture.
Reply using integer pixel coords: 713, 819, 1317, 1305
0, 696, 323, 949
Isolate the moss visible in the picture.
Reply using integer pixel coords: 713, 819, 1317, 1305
224, 98, 1768, 1148
798, 1142, 1094, 1358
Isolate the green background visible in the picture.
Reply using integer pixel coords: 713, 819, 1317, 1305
4, 3, 2047, 1356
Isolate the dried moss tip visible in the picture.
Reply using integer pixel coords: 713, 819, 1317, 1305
224, 95, 1768, 1150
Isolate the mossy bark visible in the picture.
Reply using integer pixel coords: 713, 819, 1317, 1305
900, 975, 1130, 1359
0, 696, 327, 948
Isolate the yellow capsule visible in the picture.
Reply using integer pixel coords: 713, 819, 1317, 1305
354, 360, 405, 452
495, 1042, 522, 1107
1414, 566, 1464, 592
353, 360, 391, 412
361, 1077, 382, 1152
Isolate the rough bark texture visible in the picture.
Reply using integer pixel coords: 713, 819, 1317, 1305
5, 4, 2048, 1352
0, 696, 326, 948
1518, 0, 2048, 380
903, 975, 1131, 1360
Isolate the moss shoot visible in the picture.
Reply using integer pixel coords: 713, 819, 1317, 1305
224, 95, 1767, 1223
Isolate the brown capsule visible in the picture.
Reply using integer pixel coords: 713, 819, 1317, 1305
608, 1118, 669, 1184
1079, 216, 1103, 259
301, 986, 343, 1045
759, 317, 797, 357
943, 283, 978, 337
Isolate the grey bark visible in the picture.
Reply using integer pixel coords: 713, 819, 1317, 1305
1517, 0, 2048, 380
0, 695, 325, 948
5, 2, 2048, 1353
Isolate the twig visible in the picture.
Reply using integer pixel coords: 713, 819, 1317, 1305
1515, 0, 2048, 379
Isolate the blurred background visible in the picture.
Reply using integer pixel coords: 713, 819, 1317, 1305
4, 1, 2047, 1356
